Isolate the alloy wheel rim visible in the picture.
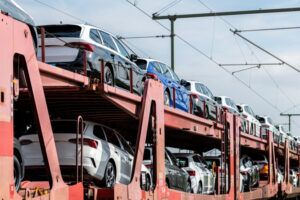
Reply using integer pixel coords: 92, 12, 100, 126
105, 68, 113, 86
106, 164, 115, 187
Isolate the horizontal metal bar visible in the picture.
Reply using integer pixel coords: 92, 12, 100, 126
153, 7, 300, 20
219, 63, 283, 66
280, 113, 300, 116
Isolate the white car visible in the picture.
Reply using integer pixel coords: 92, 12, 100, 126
278, 168, 284, 183
19, 120, 151, 189
237, 104, 261, 137
174, 153, 215, 194
257, 116, 280, 143
276, 125, 288, 145
290, 169, 298, 187
287, 133, 296, 151
215, 96, 246, 132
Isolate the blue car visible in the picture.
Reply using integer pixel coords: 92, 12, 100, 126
135, 58, 192, 113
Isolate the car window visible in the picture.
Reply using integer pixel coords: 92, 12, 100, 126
41, 25, 82, 38
99, 31, 117, 51
159, 63, 172, 79
51, 121, 85, 134
200, 84, 209, 96
169, 68, 180, 83
195, 83, 203, 94
144, 148, 151, 160
152, 62, 162, 74
245, 106, 251, 115
268, 117, 274, 125
193, 155, 205, 167
117, 133, 134, 155
167, 150, 178, 166
165, 152, 171, 165
248, 106, 255, 116
259, 118, 266, 123
93, 125, 106, 141
136, 59, 148, 70
176, 157, 189, 167
185, 82, 191, 91
113, 37, 130, 58
104, 127, 121, 148
90, 29, 102, 44
215, 97, 222, 104
205, 86, 214, 99
225, 98, 231, 107
231, 100, 237, 109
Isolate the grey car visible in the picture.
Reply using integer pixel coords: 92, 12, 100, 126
143, 147, 191, 192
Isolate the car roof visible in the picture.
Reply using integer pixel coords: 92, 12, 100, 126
37, 24, 116, 37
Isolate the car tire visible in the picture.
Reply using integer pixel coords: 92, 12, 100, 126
145, 175, 151, 191
197, 182, 203, 194
14, 155, 22, 191
186, 181, 192, 193
104, 66, 114, 86
103, 161, 116, 188
164, 90, 171, 106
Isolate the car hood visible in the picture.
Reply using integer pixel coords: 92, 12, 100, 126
0, 0, 35, 26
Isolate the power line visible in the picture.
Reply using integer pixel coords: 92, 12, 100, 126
231, 29, 300, 73
155, 0, 183, 15
118, 34, 171, 39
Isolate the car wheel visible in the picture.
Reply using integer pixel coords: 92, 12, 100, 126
14, 155, 22, 191
145, 175, 151, 191
186, 181, 192, 193
164, 90, 171, 106
104, 66, 114, 86
197, 182, 203, 194
104, 161, 116, 188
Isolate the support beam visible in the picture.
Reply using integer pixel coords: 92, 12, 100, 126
153, 7, 300, 20
170, 19, 175, 71
280, 113, 300, 133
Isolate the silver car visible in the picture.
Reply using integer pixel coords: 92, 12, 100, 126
19, 120, 151, 189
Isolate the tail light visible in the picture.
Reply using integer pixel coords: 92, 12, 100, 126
241, 171, 247, 175
69, 138, 98, 149
19, 139, 33, 145
187, 170, 196, 176
243, 115, 248, 119
145, 73, 158, 80
266, 125, 270, 128
190, 93, 198, 99
65, 42, 94, 52
222, 106, 229, 112
145, 164, 153, 168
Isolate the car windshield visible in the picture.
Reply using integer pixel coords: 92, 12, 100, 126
169, 68, 180, 83
113, 37, 130, 59
267, 117, 274, 125
195, 83, 203, 94
159, 63, 172, 79
40, 25, 82, 38
225, 98, 231, 107
135, 59, 147, 70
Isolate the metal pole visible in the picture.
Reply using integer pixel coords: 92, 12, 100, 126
153, 7, 300, 20
170, 19, 175, 71
289, 115, 291, 133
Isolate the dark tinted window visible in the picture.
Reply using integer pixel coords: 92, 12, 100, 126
113, 38, 130, 58
51, 121, 85, 133
176, 157, 189, 167
104, 128, 121, 148
136, 59, 148, 70
185, 82, 191, 91
93, 125, 106, 140
99, 31, 117, 51
259, 118, 266, 123
215, 97, 222, 104
41, 25, 82, 38
90, 29, 102, 44
144, 148, 151, 160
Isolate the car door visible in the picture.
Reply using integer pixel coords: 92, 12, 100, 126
112, 37, 143, 95
99, 31, 129, 89
167, 150, 185, 190
194, 155, 210, 193
116, 133, 133, 181
200, 84, 216, 120
169, 68, 190, 112
104, 127, 129, 184
165, 151, 177, 189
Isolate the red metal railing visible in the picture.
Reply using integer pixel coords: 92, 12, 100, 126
172, 87, 176, 108
76, 116, 84, 183
41, 27, 45, 63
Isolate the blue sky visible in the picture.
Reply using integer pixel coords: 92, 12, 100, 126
15, 0, 300, 136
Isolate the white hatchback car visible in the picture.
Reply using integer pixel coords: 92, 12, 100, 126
276, 125, 288, 145
19, 120, 151, 189
174, 153, 215, 194
237, 104, 261, 137
257, 116, 280, 142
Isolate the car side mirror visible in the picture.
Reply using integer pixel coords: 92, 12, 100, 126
130, 54, 138, 62
180, 79, 187, 86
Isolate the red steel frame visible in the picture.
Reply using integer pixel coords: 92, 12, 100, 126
1, 12, 300, 200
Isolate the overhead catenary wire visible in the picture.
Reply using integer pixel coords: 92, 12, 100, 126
236, 26, 300, 33
155, 0, 183, 15
118, 34, 171, 39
